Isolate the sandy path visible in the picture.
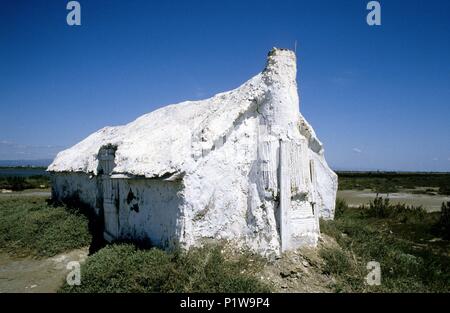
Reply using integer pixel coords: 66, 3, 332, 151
337, 189, 450, 212
0, 248, 88, 293
0, 189, 51, 198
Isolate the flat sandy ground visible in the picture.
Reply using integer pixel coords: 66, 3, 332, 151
0, 189, 51, 198
338, 189, 449, 212
0, 248, 88, 293
0, 190, 87, 293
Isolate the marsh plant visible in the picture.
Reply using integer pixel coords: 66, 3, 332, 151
320, 198, 450, 292
360, 195, 426, 219
334, 198, 348, 219
438, 201, 450, 239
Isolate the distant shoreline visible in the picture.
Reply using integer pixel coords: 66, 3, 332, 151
336, 170, 450, 175
0, 164, 449, 175
0, 159, 52, 168
0, 166, 48, 170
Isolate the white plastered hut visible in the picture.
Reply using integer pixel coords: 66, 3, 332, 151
48, 48, 337, 256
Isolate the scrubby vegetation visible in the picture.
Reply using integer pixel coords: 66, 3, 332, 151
60, 243, 271, 293
360, 195, 426, 219
334, 198, 348, 219
320, 197, 450, 292
337, 171, 450, 195
437, 201, 450, 239
0, 196, 91, 257
0, 175, 50, 191
2, 192, 449, 293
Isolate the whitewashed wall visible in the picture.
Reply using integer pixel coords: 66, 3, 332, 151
116, 178, 183, 247
52, 173, 184, 248
51, 173, 99, 212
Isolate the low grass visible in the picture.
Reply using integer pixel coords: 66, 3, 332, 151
0, 175, 51, 191
60, 243, 271, 293
334, 198, 348, 219
337, 171, 450, 195
0, 196, 91, 257
320, 197, 450, 292
437, 201, 450, 239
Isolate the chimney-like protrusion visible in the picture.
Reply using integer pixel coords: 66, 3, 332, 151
263, 48, 297, 84
261, 48, 300, 139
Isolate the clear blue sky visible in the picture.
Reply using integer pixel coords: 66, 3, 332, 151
1, 0, 449, 171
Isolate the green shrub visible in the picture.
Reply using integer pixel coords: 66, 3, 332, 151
320, 204, 450, 292
438, 201, 450, 239
60, 243, 271, 293
361, 195, 391, 218
0, 175, 50, 190
374, 183, 398, 194
439, 185, 450, 195
4, 176, 29, 191
0, 196, 91, 257
361, 195, 425, 220
320, 247, 351, 275
336, 172, 450, 193
320, 219, 342, 241
319, 245, 365, 292
334, 198, 348, 219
